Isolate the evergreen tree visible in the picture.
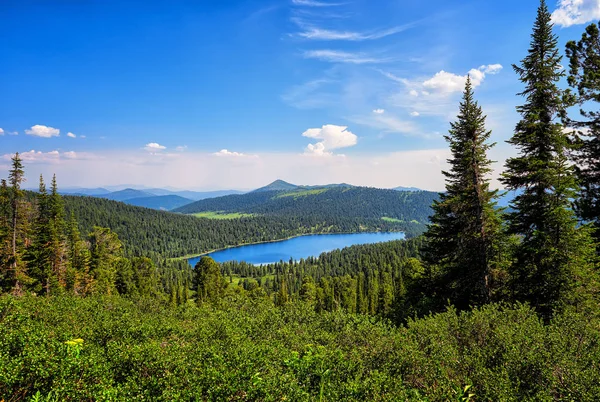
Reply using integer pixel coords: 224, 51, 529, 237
0, 179, 11, 289
49, 174, 66, 289
566, 22, 600, 241
27, 175, 53, 294
88, 227, 123, 295
502, 1, 596, 318
66, 212, 91, 294
8, 153, 26, 294
193, 256, 225, 304
423, 77, 503, 310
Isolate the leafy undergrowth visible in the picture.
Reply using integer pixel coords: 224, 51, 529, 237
1, 295, 599, 401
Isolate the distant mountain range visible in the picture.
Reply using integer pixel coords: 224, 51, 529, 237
36, 180, 428, 211
51, 187, 244, 211
125, 195, 195, 211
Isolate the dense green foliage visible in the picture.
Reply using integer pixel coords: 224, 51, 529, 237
423, 78, 505, 310
2, 2, 600, 400
501, 1, 597, 319
174, 187, 437, 227
124, 195, 194, 211
567, 22, 600, 240
2, 295, 600, 401
63, 195, 414, 259
222, 238, 425, 319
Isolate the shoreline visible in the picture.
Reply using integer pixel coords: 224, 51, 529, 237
172, 230, 406, 261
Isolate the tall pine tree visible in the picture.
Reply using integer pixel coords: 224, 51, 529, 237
423, 77, 503, 310
27, 175, 53, 295
502, 0, 596, 318
49, 174, 66, 289
566, 22, 600, 242
8, 153, 26, 294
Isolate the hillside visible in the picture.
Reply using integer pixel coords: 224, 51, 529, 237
102, 188, 154, 201
124, 194, 194, 210
62, 195, 408, 258
174, 186, 437, 227
253, 180, 355, 193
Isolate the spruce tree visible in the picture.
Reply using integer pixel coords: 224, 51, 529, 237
49, 174, 66, 288
8, 153, 25, 294
423, 77, 503, 310
566, 22, 600, 241
0, 179, 10, 290
28, 175, 53, 294
501, 0, 596, 318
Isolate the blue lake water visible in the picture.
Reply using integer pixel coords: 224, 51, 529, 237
188, 232, 405, 266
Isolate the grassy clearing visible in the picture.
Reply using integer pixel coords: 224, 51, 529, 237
192, 211, 254, 219
275, 188, 328, 199
382, 216, 404, 223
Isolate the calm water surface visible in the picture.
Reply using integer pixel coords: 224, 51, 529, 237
188, 232, 405, 266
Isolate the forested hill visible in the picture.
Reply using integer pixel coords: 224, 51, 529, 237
62, 195, 413, 259
174, 186, 438, 224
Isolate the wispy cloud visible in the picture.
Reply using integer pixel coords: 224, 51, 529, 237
281, 78, 339, 109
349, 113, 418, 136
303, 49, 389, 64
295, 21, 418, 41
292, 0, 345, 7
67, 132, 77, 138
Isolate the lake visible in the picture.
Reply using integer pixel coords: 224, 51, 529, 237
188, 232, 405, 266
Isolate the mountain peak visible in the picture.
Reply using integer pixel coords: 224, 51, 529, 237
253, 180, 299, 192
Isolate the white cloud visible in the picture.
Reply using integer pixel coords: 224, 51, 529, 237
302, 124, 357, 156
372, 109, 385, 114
482, 64, 503, 74
67, 132, 76, 138
305, 142, 332, 156
0, 148, 462, 191
144, 142, 166, 152
410, 111, 420, 117
25, 125, 60, 138
422, 64, 502, 93
3, 150, 60, 164
0, 128, 4, 136
409, 89, 419, 96
214, 149, 246, 157
176, 145, 188, 152
303, 50, 388, 64
552, 0, 600, 27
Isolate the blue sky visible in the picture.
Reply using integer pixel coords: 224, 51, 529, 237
1, 0, 598, 190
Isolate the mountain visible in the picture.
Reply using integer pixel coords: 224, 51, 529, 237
60, 187, 111, 196
253, 180, 299, 192
174, 186, 438, 237
174, 190, 245, 201
102, 188, 155, 202
253, 180, 355, 193
394, 186, 423, 192
124, 195, 194, 211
